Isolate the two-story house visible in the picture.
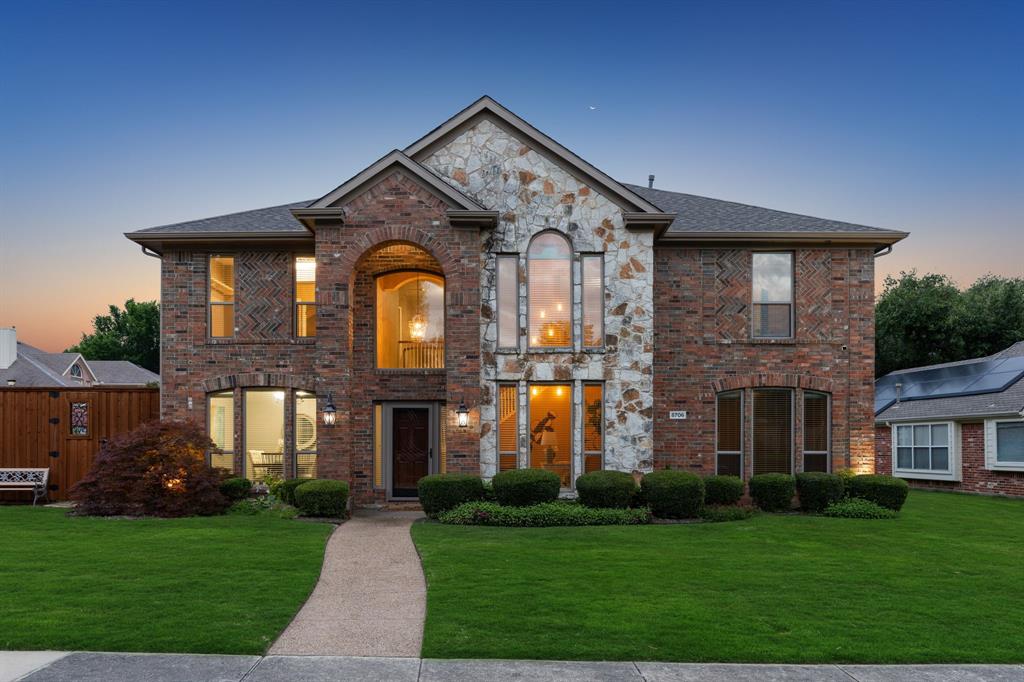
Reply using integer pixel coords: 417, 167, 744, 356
126, 97, 906, 507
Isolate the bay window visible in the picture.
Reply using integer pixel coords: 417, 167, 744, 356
802, 391, 830, 472
894, 422, 954, 478
496, 256, 518, 348
376, 271, 444, 369
209, 256, 235, 337
753, 388, 792, 475
716, 391, 743, 477
752, 252, 793, 338
529, 384, 571, 485
295, 256, 316, 337
207, 391, 235, 472
528, 233, 571, 348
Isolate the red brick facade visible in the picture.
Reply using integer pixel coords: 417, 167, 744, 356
652, 247, 877, 476
875, 422, 1024, 497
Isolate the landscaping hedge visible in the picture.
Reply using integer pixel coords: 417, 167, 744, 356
438, 501, 650, 527
823, 498, 898, 519
700, 505, 756, 523
294, 479, 349, 518
640, 470, 705, 519
848, 474, 909, 511
704, 475, 744, 506
795, 472, 845, 513
417, 474, 485, 518
575, 470, 637, 509
748, 473, 795, 512
276, 478, 308, 506
491, 468, 561, 507
219, 477, 253, 502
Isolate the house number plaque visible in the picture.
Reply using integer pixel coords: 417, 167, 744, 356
669, 410, 688, 420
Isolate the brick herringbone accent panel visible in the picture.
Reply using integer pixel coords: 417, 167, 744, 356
713, 249, 748, 342
797, 250, 833, 342
237, 252, 290, 339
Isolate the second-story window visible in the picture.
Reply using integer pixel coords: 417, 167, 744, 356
209, 256, 235, 337
496, 255, 518, 348
528, 232, 571, 348
752, 252, 793, 338
295, 256, 316, 337
581, 255, 603, 348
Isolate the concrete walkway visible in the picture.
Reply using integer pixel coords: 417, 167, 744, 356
4, 652, 1022, 682
268, 510, 426, 657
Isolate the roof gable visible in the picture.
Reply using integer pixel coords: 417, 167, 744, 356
403, 96, 663, 214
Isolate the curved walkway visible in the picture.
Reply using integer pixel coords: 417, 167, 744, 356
269, 510, 425, 657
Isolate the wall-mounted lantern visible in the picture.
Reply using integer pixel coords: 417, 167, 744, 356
456, 400, 470, 428
322, 392, 337, 427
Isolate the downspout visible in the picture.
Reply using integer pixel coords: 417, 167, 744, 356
139, 244, 163, 417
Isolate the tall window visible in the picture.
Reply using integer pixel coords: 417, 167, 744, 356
496, 256, 518, 348
716, 391, 742, 477
295, 256, 316, 337
803, 391, 830, 472
895, 423, 951, 473
752, 253, 793, 338
583, 383, 603, 473
582, 255, 603, 348
208, 391, 234, 472
209, 256, 235, 337
529, 384, 571, 486
244, 390, 284, 480
295, 391, 317, 478
528, 233, 571, 348
753, 388, 792, 475
376, 272, 444, 368
498, 384, 518, 472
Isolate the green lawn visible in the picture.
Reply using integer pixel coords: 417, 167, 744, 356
412, 491, 1024, 663
0, 507, 332, 654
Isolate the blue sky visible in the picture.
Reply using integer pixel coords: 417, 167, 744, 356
1, 0, 1021, 350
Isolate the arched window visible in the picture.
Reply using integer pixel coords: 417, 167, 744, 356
69, 364, 82, 378
376, 271, 445, 368
528, 232, 571, 348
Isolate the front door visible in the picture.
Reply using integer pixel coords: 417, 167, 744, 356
386, 403, 437, 498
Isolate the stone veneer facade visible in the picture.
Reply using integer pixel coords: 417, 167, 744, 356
421, 118, 655, 477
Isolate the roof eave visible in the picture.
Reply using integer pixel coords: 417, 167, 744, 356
125, 231, 315, 255
655, 230, 909, 247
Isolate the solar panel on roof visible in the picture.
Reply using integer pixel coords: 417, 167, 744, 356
874, 355, 1024, 415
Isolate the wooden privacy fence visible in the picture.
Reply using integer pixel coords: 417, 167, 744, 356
0, 387, 160, 502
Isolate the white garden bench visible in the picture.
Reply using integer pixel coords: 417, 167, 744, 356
0, 468, 50, 505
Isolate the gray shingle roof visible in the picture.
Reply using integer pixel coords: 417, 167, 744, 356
876, 342, 1024, 422
131, 201, 313, 235
626, 185, 905, 237
87, 361, 160, 386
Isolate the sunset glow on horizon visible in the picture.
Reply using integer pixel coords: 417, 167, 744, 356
2, 1, 1020, 353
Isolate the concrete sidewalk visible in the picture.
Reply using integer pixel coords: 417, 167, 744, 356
268, 510, 426, 657
4, 652, 1022, 682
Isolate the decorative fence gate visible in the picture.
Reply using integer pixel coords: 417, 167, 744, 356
0, 387, 159, 501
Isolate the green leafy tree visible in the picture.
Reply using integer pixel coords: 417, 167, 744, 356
67, 299, 160, 373
875, 272, 1024, 376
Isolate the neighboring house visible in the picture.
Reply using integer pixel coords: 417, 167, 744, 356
125, 96, 907, 507
0, 327, 159, 388
875, 341, 1024, 497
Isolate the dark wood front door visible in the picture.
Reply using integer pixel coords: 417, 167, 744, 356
391, 407, 430, 497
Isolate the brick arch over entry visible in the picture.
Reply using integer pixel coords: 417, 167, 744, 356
711, 373, 834, 394
202, 372, 317, 394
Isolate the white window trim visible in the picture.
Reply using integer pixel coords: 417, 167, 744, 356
891, 421, 961, 482
984, 417, 1024, 471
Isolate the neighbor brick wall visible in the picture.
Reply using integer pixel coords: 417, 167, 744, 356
653, 246, 877, 477
875, 422, 1024, 496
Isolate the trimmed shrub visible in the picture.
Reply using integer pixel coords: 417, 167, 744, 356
482, 481, 496, 502
848, 474, 910, 511
795, 472, 845, 513
492, 468, 560, 507
641, 470, 705, 519
294, 479, 349, 518
835, 468, 857, 494
417, 474, 485, 518
748, 474, 796, 512
704, 475, 744, 506
575, 470, 637, 509
439, 501, 650, 527
700, 505, 756, 523
71, 420, 230, 517
228, 497, 298, 519
219, 477, 253, 502
823, 498, 898, 519
277, 478, 308, 506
